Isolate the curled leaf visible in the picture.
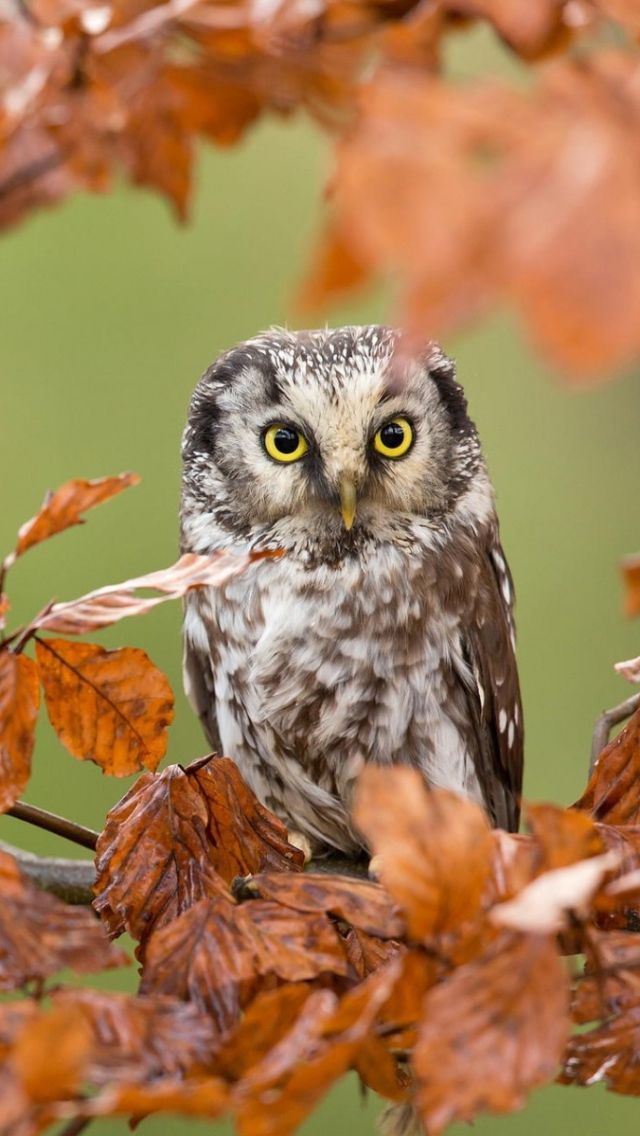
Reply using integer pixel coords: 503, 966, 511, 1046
5, 474, 139, 569
30, 550, 274, 635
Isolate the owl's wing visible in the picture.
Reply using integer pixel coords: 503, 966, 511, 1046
461, 532, 524, 832
182, 601, 223, 754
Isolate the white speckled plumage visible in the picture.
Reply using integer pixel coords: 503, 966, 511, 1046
180, 327, 523, 854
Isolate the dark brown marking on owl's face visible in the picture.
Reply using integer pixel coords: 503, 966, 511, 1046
181, 327, 484, 550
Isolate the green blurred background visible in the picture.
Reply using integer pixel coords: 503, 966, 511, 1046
2, 23, 640, 1136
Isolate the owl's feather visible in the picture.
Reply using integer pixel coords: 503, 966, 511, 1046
180, 327, 523, 853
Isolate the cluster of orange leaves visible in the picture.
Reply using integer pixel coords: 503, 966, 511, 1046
1, 475, 640, 1136
4, 0, 640, 373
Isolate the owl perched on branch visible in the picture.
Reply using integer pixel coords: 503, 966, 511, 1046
180, 327, 523, 855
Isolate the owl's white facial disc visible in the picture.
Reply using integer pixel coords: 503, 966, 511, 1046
181, 326, 488, 552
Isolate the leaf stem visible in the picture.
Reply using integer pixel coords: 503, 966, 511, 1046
6, 801, 98, 851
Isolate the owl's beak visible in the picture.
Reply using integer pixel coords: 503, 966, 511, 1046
339, 476, 357, 530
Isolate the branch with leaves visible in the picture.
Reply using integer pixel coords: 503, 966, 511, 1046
1, 475, 640, 1135
2, 4, 640, 375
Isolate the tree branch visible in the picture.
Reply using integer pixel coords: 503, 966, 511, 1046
0, 841, 95, 905
6, 801, 99, 850
590, 692, 640, 777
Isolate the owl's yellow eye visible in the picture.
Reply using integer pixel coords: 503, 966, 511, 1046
373, 417, 414, 459
263, 424, 309, 463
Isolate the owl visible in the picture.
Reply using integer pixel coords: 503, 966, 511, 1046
180, 327, 523, 856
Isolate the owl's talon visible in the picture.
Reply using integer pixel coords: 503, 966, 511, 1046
288, 830, 313, 864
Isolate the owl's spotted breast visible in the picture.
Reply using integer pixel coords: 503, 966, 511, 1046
181, 327, 523, 853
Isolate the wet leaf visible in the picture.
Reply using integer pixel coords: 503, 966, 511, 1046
562, 937, 640, 1093
35, 637, 174, 776
414, 933, 569, 1134
188, 756, 305, 881
94, 763, 230, 945
0, 850, 127, 990
250, 871, 404, 938
0, 651, 40, 812
93, 758, 302, 949
140, 895, 348, 1030
574, 704, 640, 824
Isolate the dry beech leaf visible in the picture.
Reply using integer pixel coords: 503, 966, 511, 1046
3, 474, 139, 568
615, 655, 640, 682
0, 651, 40, 812
139, 895, 348, 1031
30, 550, 270, 636
574, 704, 640, 824
0, 850, 127, 990
525, 802, 605, 869
12, 1003, 93, 1104
35, 637, 174, 776
94, 758, 302, 949
215, 984, 314, 1082
491, 853, 618, 934
354, 769, 493, 945
85, 1076, 229, 1123
250, 872, 404, 939
621, 554, 640, 619
233, 958, 403, 1136
414, 932, 569, 1135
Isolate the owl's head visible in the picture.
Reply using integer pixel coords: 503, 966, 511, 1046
181, 327, 492, 552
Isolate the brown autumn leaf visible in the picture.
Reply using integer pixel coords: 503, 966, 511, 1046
491, 853, 618, 935
354, 768, 494, 946
216, 983, 314, 1082
0, 651, 40, 812
615, 655, 640, 682
621, 554, 640, 619
35, 637, 174, 776
94, 758, 302, 948
250, 872, 404, 939
187, 756, 305, 881
574, 704, 640, 824
3, 474, 139, 568
233, 957, 403, 1136
561, 937, 640, 1093
84, 1076, 229, 1123
52, 988, 220, 1085
30, 549, 272, 635
307, 55, 640, 377
140, 895, 348, 1030
0, 593, 9, 632
11, 1002, 93, 1103
414, 932, 570, 1135
0, 849, 127, 990
525, 801, 606, 868
94, 763, 230, 945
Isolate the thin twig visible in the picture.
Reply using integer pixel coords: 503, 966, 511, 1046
6, 801, 99, 850
0, 841, 95, 904
590, 693, 640, 777
57, 1117, 93, 1136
